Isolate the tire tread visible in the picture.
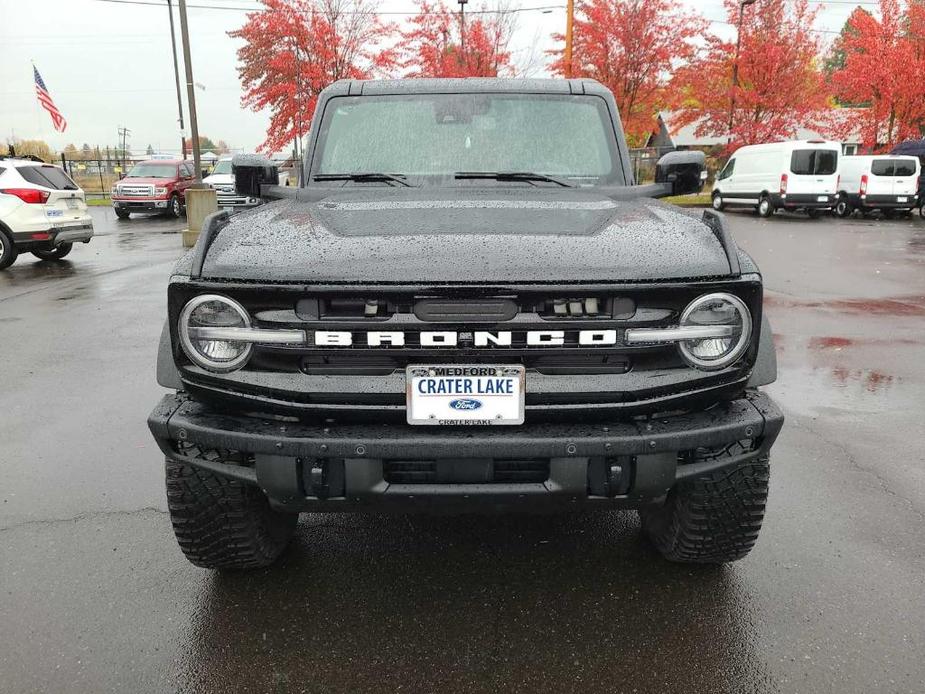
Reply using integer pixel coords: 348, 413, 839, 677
641, 447, 770, 564
165, 451, 297, 569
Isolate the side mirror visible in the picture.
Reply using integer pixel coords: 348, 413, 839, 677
118, 173, 126, 180
233, 154, 279, 199
655, 151, 708, 196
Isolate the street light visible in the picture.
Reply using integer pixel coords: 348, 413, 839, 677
728, 0, 759, 143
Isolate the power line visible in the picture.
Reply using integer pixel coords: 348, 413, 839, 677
87, 0, 566, 15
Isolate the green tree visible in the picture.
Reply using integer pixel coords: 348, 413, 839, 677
146, 144, 155, 155
12, 139, 55, 162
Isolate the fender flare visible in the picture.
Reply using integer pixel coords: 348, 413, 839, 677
747, 313, 778, 387
156, 320, 183, 390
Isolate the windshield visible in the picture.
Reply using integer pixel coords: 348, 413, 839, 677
126, 164, 177, 178
211, 159, 233, 175
312, 93, 621, 185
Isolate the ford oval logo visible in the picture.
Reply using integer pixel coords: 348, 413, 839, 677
449, 399, 483, 411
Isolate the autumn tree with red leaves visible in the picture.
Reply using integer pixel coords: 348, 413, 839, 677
230, 0, 395, 154
548, 0, 705, 146
828, 0, 925, 149
672, 0, 830, 151
396, 1, 514, 78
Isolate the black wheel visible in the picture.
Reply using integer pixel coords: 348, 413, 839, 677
32, 242, 73, 261
807, 209, 821, 219
0, 230, 18, 270
115, 208, 130, 220
711, 192, 725, 211
757, 196, 774, 218
640, 444, 770, 564
168, 194, 183, 218
835, 198, 852, 218
165, 451, 298, 569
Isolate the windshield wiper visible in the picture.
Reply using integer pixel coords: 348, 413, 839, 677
454, 171, 575, 187
314, 172, 412, 187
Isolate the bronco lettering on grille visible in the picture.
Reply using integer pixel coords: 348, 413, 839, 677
313, 330, 618, 347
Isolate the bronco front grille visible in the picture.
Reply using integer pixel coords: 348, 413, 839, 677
170, 280, 762, 418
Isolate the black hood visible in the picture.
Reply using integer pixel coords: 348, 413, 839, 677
201, 188, 733, 283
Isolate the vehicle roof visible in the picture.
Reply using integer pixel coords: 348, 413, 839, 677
733, 139, 842, 154
134, 159, 189, 165
326, 77, 611, 97
0, 157, 59, 167
891, 139, 925, 156
843, 154, 919, 161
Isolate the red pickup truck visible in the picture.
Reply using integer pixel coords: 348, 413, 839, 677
110, 159, 196, 219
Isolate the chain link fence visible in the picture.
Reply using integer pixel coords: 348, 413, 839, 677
58, 154, 299, 199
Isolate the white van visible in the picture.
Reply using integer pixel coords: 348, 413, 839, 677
712, 140, 841, 218
834, 155, 920, 218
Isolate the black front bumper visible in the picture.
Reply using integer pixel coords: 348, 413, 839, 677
149, 392, 783, 512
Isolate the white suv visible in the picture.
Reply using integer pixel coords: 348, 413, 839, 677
0, 157, 94, 269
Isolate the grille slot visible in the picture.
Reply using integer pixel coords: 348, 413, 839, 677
383, 458, 550, 484
414, 298, 517, 322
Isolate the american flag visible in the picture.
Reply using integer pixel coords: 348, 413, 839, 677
34, 65, 67, 133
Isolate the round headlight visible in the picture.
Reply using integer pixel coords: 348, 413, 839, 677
179, 294, 252, 372
678, 293, 752, 370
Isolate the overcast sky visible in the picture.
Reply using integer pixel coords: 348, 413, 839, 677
0, 0, 872, 155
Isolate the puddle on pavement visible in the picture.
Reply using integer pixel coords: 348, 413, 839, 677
770, 334, 916, 417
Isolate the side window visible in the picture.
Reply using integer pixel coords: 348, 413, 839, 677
719, 159, 735, 180
180, 164, 192, 178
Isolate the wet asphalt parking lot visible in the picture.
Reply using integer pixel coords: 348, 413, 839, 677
1, 206, 924, 693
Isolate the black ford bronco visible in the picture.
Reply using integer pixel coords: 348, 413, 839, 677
148, 79, 783, 569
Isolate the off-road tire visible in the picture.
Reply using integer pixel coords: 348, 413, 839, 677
835, 198, 852, 218
32, 243, 73, 261
0, 230, 18, 270
115, 208, 130, 220
711, 192, 725, 211
165, 454, 298, 569
757, 196, 774, 218
640, 448, 770, 564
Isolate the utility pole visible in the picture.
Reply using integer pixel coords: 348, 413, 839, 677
458, 0, 467, 59
118, 126, 131, 169
292, 37, 303, 185
565, 0, 574, 78
178, 0, 203, 183
166, 0, 187, 159
728, 0, 758, 143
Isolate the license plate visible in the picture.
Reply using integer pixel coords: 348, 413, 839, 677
406, 365, 525, 426
65, 198, 78, 209
817, 196, 829, 202
898, 197, 908, 203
